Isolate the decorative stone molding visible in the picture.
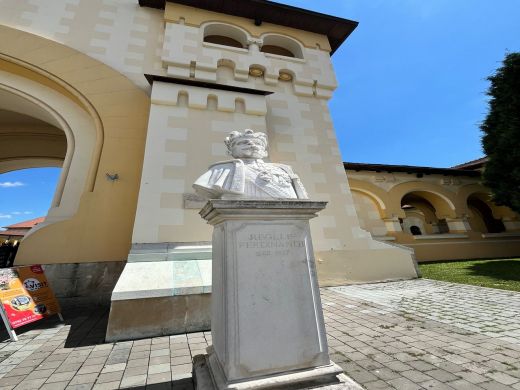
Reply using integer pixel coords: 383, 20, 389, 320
161, 19, 337, 97
151, 81, 267, 115
413, 234, 469, 240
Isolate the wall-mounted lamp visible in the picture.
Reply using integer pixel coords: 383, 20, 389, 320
106, 173, 119, 181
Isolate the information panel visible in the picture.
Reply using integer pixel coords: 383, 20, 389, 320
0, 265, 61, 329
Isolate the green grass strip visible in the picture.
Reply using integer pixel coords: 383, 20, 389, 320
419, 258, 520, 292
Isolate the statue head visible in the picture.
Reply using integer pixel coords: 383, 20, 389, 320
225, 129, 268, 159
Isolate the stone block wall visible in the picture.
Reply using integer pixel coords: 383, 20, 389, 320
43, 261, 125, 305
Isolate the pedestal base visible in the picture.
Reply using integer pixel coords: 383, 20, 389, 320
193, 353, 363, 390
106, 243, 212, 341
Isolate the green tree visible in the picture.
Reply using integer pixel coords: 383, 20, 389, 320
481, 52, 520, 213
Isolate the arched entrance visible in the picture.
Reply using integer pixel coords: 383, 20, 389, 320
0, 25, 150, 265
0, 64, 97, 237
0, 108, 67, 233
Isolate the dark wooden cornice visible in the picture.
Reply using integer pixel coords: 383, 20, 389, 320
145, 74, 274, 96
344, 162, 481, 177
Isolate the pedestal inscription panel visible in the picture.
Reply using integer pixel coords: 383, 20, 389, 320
226, 220, 329, 379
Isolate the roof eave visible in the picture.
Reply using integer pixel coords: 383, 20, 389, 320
344, 162, 482, 177
138, 0, 358, 54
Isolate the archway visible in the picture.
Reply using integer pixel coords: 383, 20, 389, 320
400, 192, 450, 235
0, 167, 61, 264
0, 65, 97, 237
0, 26, 150, 265
467, 193, 505, 233
0, 104, 68, 248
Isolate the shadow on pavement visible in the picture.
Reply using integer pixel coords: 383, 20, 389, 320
0, 313, 63, 342
0, 299, 110, 347
119, 377, 194, 390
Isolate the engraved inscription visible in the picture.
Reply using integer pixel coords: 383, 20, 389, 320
238, 232, 305, 257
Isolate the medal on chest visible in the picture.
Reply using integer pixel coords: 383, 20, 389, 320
249, 164, 292, 188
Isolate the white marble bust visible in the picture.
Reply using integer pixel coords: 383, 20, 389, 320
193, 129, 308, 200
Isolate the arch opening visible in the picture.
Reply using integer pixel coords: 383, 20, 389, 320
0, 58, 98, 242
0, 167, 62, 266
261, 45, 295, 58
203, 23, 248, 49
400, 192, 449, 235
261, 34, 304, 59
467, 194, 505, 233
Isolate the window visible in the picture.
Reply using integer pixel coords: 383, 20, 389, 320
261, 34, 303, 59
203, 23, 248, 49
261, 45, 295, 58
204, 35, 243, 49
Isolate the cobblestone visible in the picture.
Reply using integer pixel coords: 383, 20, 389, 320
0, 279, 518, 389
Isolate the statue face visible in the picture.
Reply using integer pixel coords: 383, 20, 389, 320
230, 138, 267, 159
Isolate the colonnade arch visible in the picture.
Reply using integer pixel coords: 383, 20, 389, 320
388, 182, 457, 219
347, 178, 503, 236
400, 192, 450, 235
466, 194, 505, 233
347, 179, 391, 218
349, 172, 520, 238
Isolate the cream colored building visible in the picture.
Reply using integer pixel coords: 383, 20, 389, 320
0, 0, 423, 338
346, 160, 520, 262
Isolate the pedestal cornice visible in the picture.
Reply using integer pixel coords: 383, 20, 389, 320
200, 199, 328, 225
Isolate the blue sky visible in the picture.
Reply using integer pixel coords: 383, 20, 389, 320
284, 0, 520, 166
0, 168, 61, 227
1, 0, 519, 226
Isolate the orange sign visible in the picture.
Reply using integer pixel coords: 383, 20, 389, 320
0, 265, 61, 329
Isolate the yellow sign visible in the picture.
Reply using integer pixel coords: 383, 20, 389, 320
0, 265, 61, 329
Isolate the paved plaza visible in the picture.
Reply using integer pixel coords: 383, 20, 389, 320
0, 279, 519, 389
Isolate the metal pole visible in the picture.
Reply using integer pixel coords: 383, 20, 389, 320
0, 305, 18, 342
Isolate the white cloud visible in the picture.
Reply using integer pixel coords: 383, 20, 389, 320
11, 211, 33, 215
0, 214, 12, 219
0, 181, 24, 188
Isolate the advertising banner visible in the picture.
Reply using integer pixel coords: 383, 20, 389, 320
0, 265, 61, 329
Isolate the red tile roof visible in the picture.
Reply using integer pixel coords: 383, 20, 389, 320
0, 229, 26, 237
2, 217, 45, 229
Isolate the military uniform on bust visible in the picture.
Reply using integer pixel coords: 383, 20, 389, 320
193, 129, 308, 200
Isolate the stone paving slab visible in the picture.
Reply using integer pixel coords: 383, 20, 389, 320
326, 280, 520, 389
0, 279, 518, 389
330, 279, 520, 344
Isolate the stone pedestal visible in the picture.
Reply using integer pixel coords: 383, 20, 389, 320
195, 200, 361, 389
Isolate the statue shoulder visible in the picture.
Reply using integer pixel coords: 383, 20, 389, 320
208, 159, 242, 169
272, 163, 295, 173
